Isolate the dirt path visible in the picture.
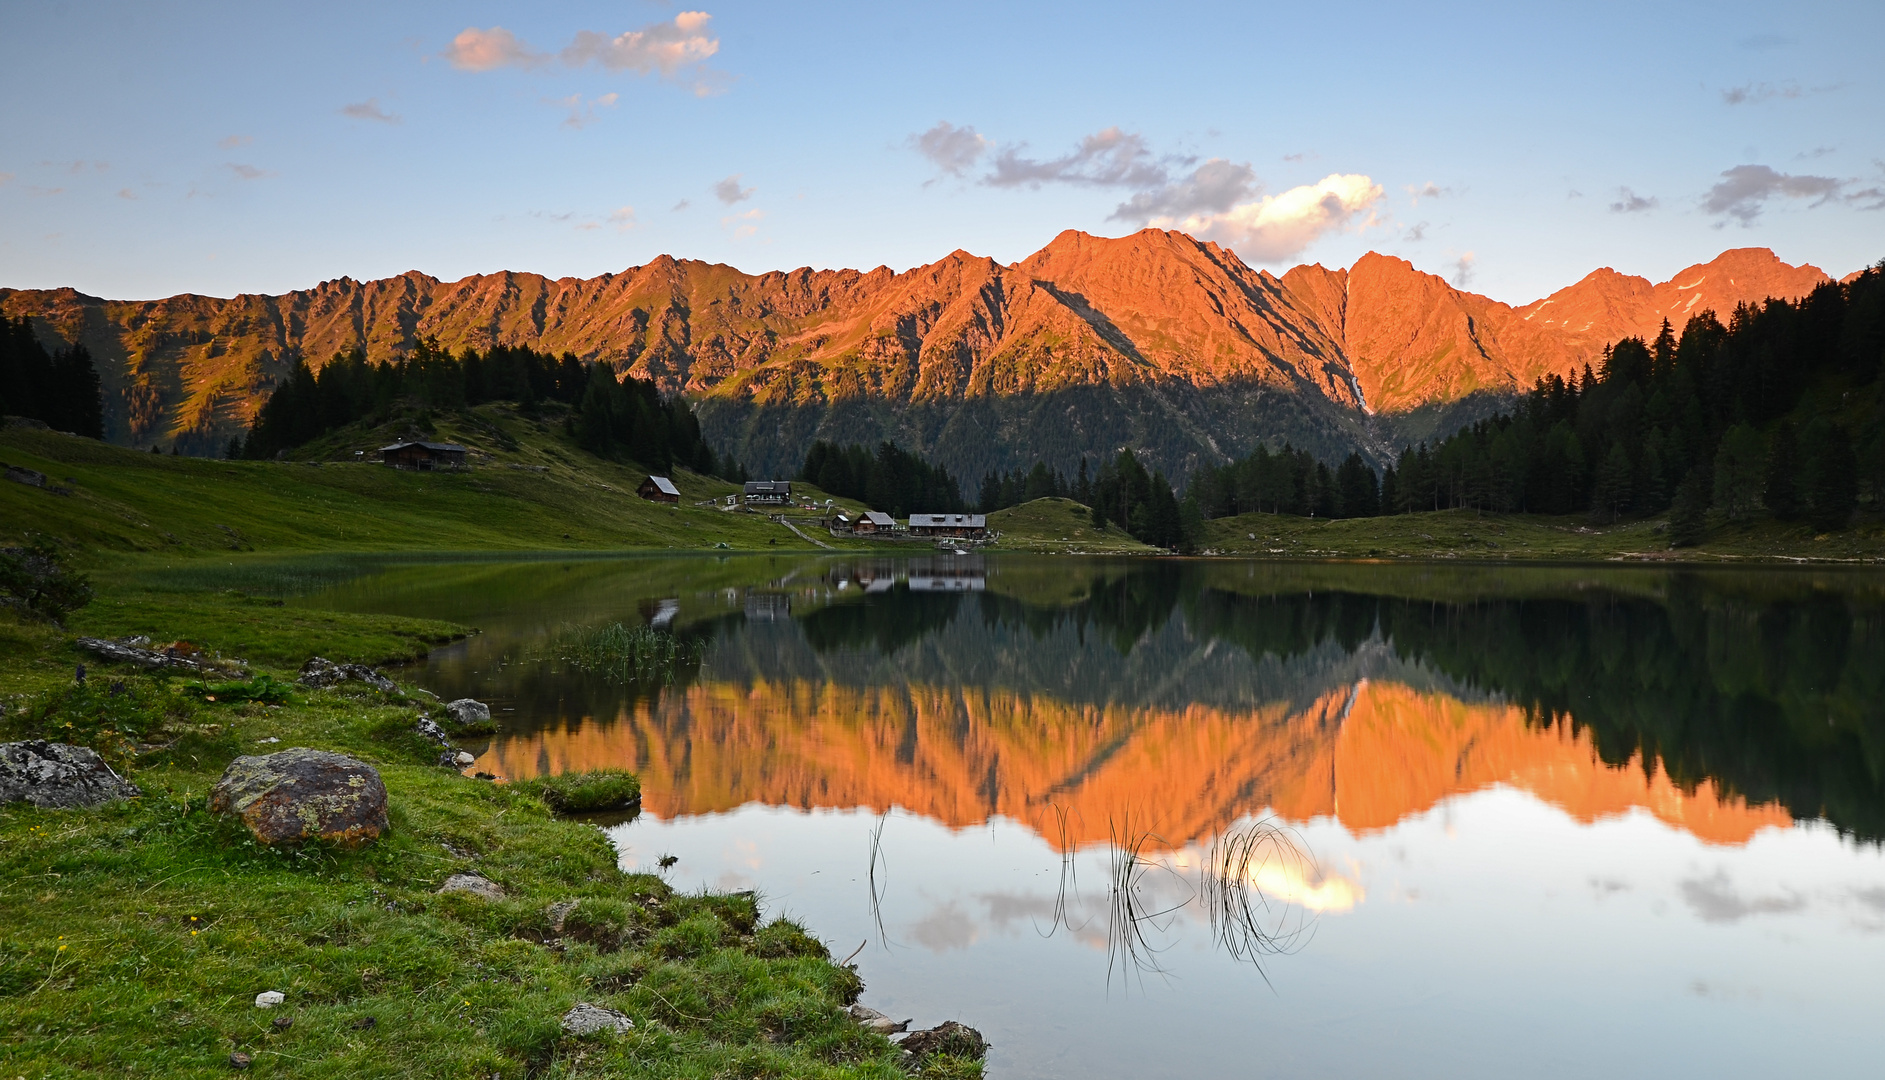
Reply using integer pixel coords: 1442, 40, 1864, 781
779, 518, 837, 550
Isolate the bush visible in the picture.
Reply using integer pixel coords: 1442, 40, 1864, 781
512, 769, 641, 813
0, 537, 92, 625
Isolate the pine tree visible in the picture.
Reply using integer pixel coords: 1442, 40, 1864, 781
1804, 421, 1858, 532
1712, 424, 1765, 520
1668, 467, 1709, 547
1764, 421, 1803, 520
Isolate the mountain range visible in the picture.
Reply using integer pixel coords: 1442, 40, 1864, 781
0, 233, 1834, 479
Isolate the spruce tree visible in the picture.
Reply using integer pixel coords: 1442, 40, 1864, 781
1764, 421, 1803, 520
1804, 421, 1858, 532
1668, 467, 1709, 547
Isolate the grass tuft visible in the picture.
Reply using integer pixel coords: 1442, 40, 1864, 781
512, 769, 643, 814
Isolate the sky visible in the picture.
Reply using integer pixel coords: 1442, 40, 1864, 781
2, 1, 1882, 304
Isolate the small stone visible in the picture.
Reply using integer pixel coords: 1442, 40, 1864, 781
271, 1016, 293, 1031
254, 991, 284, 1008
454, 751, 476, 767
898, 1021, 988, 1061
414, 717, 450, 745
545, 900, 579, 935
350, 1016, 377, 1030
229, 1051, 253, 1069
446, 698, 492, 725
561, 1002, 634, 1036
438, 872, 505, 901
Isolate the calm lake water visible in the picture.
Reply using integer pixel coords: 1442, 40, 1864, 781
285, 554, 1885, 1079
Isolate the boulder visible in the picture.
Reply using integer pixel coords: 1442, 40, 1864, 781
438, 872, 505, 900
0, 740, 141, 808
76, 637, 247, 677
561, 1002, 634, 1036
445, 699, 491, 725
296, 657, 397, 693
899, 1021, 988, 1061
209, 749, 388, 848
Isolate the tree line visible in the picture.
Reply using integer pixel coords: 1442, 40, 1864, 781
242, 338, 724, 475
0, 316, 103, 439
1188, 445, 1383, 520
797, 440, 966, 518
1399, 264, 1884, 536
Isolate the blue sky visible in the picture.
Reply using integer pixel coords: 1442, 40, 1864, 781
2, 1, 1881, 303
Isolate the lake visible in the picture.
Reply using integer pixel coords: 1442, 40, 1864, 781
291, 554, 1885, 1078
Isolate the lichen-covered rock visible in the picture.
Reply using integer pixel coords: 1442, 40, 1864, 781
561, 1002, 633, 1036
75, 637, 247, 677
445, 698, 491, 725
899, 1021, 988, 1061
209, 748, 388, 848
0, 740, 141, 808
296, 657, 396, 693
438, 872, 504, 900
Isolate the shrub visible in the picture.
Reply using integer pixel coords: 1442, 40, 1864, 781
0, 537, 92, 625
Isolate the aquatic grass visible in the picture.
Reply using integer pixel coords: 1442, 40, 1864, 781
1199, 820, 1318, 982
541, 621, 703, 685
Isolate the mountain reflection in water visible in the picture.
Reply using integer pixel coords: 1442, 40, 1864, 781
429, 558, 1881, 847
271, 554, 1885, 1077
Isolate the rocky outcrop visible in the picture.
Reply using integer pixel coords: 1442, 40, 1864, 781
0, 740, 141, 808
209, 748, 388, 848
296, 657, 397, 693
437, 872, 505, 900
899, 1021, 988, 1062
76, 637, 247, 677
560, 1002, 633, 1036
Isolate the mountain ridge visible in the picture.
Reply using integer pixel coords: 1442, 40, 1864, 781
0, 234, 1831, 478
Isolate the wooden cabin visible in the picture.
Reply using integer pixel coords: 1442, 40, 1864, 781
906, 513, 988, 539
379, 441, 468, 471
853, 511, 897, 534
638, 475, 681, 503
743, 480, 793, 506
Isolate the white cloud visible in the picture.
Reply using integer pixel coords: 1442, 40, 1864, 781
443, 26, 546, 71
547, 92, 619, 129
1702, 164, 1840, 224
562, 12, 719, 77
1451, 251, 1476, 287
226, 163, 274, 181
446, 13, 723, 93
218, 135, 252, 150
1609, 187, 1658, 213
1151, 173, 1385, 262
1722, 81, 1803, 105
341, 99, 401, 124
1405, 181, 1448, 204
713, 174, 754, 204
607, 206, 635, 232
721, 207, 761, 238
912, 121, 991, 178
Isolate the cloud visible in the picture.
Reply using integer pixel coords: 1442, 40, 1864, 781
912, 121, 991, 178
446, 13, 723, 92
1151, 173, 1385, 262
1703, 163, 1841, 224
1110, 158, 1258, 222
1404, 221, 1428, 242
1680, 871, 1806, 923
1282, 151, 1307, 163
547, 92, 618, 129
218, 135, 252, 150
0, 172, 13, 187
1797, 146, 1836, 160
1722, 80, 1805, 105
713, 174, 753, 204
226, 163, 274, 181
116, 187, 136, 200
341, 98, 401, 124
1737, 32, 1794, 50
443, 26, 546, 71
1451, 251, 1476, 287
672, 199, 690, 211
1609, 187, 1659, 213
720, 207, 761, 238
986, 126, 1172, 191
607, 206, 635, 232
1405, 181, 1448, 204
562, 12, 719, 77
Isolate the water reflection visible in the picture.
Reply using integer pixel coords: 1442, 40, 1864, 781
268, 555, 1885, 1078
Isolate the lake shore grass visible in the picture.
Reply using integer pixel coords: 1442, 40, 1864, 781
0, 597, 970, 1079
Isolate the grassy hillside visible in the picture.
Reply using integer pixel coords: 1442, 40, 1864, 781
0, 407, 891, 562
986, 498, 1157, 553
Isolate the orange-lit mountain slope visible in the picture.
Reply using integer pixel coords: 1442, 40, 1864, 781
0, 236, 1829, 462
477, 676, 1789, 849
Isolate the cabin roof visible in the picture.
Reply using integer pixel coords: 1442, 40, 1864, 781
378, 441, 467, 453
907, 513, 987, 527
643, 475, 680, 496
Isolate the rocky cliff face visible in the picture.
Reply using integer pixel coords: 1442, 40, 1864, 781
0, 235, 1829, 476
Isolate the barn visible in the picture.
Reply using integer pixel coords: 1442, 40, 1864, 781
638, 476, 681, 503
379, 441, 468, 471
